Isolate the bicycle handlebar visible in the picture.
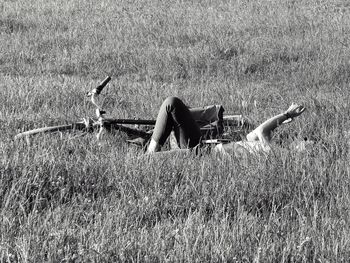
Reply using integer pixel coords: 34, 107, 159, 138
95, 76, 111, 94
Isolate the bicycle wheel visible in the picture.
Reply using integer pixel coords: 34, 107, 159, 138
14, 122, 87, 140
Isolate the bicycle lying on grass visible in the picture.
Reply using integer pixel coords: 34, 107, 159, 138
14, 76, 250, 147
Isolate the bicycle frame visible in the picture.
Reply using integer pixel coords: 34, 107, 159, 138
14, 76, 156, 140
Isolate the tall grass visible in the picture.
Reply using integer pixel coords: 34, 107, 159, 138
1, 0, 350, 261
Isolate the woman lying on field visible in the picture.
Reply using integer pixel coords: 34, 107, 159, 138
143, 96, 306, 155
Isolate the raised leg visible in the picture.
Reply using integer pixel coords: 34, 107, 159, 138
148, 97, 201, 152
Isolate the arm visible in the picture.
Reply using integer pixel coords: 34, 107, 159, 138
246, 103, 305, 143
214, 103, 305, 155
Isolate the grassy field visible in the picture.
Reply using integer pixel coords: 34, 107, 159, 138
1, 0, 350, 261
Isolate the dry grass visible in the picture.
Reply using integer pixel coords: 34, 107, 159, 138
1, 0, 350, 261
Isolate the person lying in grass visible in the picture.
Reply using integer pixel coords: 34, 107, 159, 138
145, 96, 306, 155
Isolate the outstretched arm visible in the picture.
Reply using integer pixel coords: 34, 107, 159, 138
246, 103, 305, 143
214, 103, 305, 155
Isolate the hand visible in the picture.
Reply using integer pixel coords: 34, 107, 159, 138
285, 103, 305, 119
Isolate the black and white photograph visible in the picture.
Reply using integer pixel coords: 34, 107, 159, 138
1, 0, 350, 261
